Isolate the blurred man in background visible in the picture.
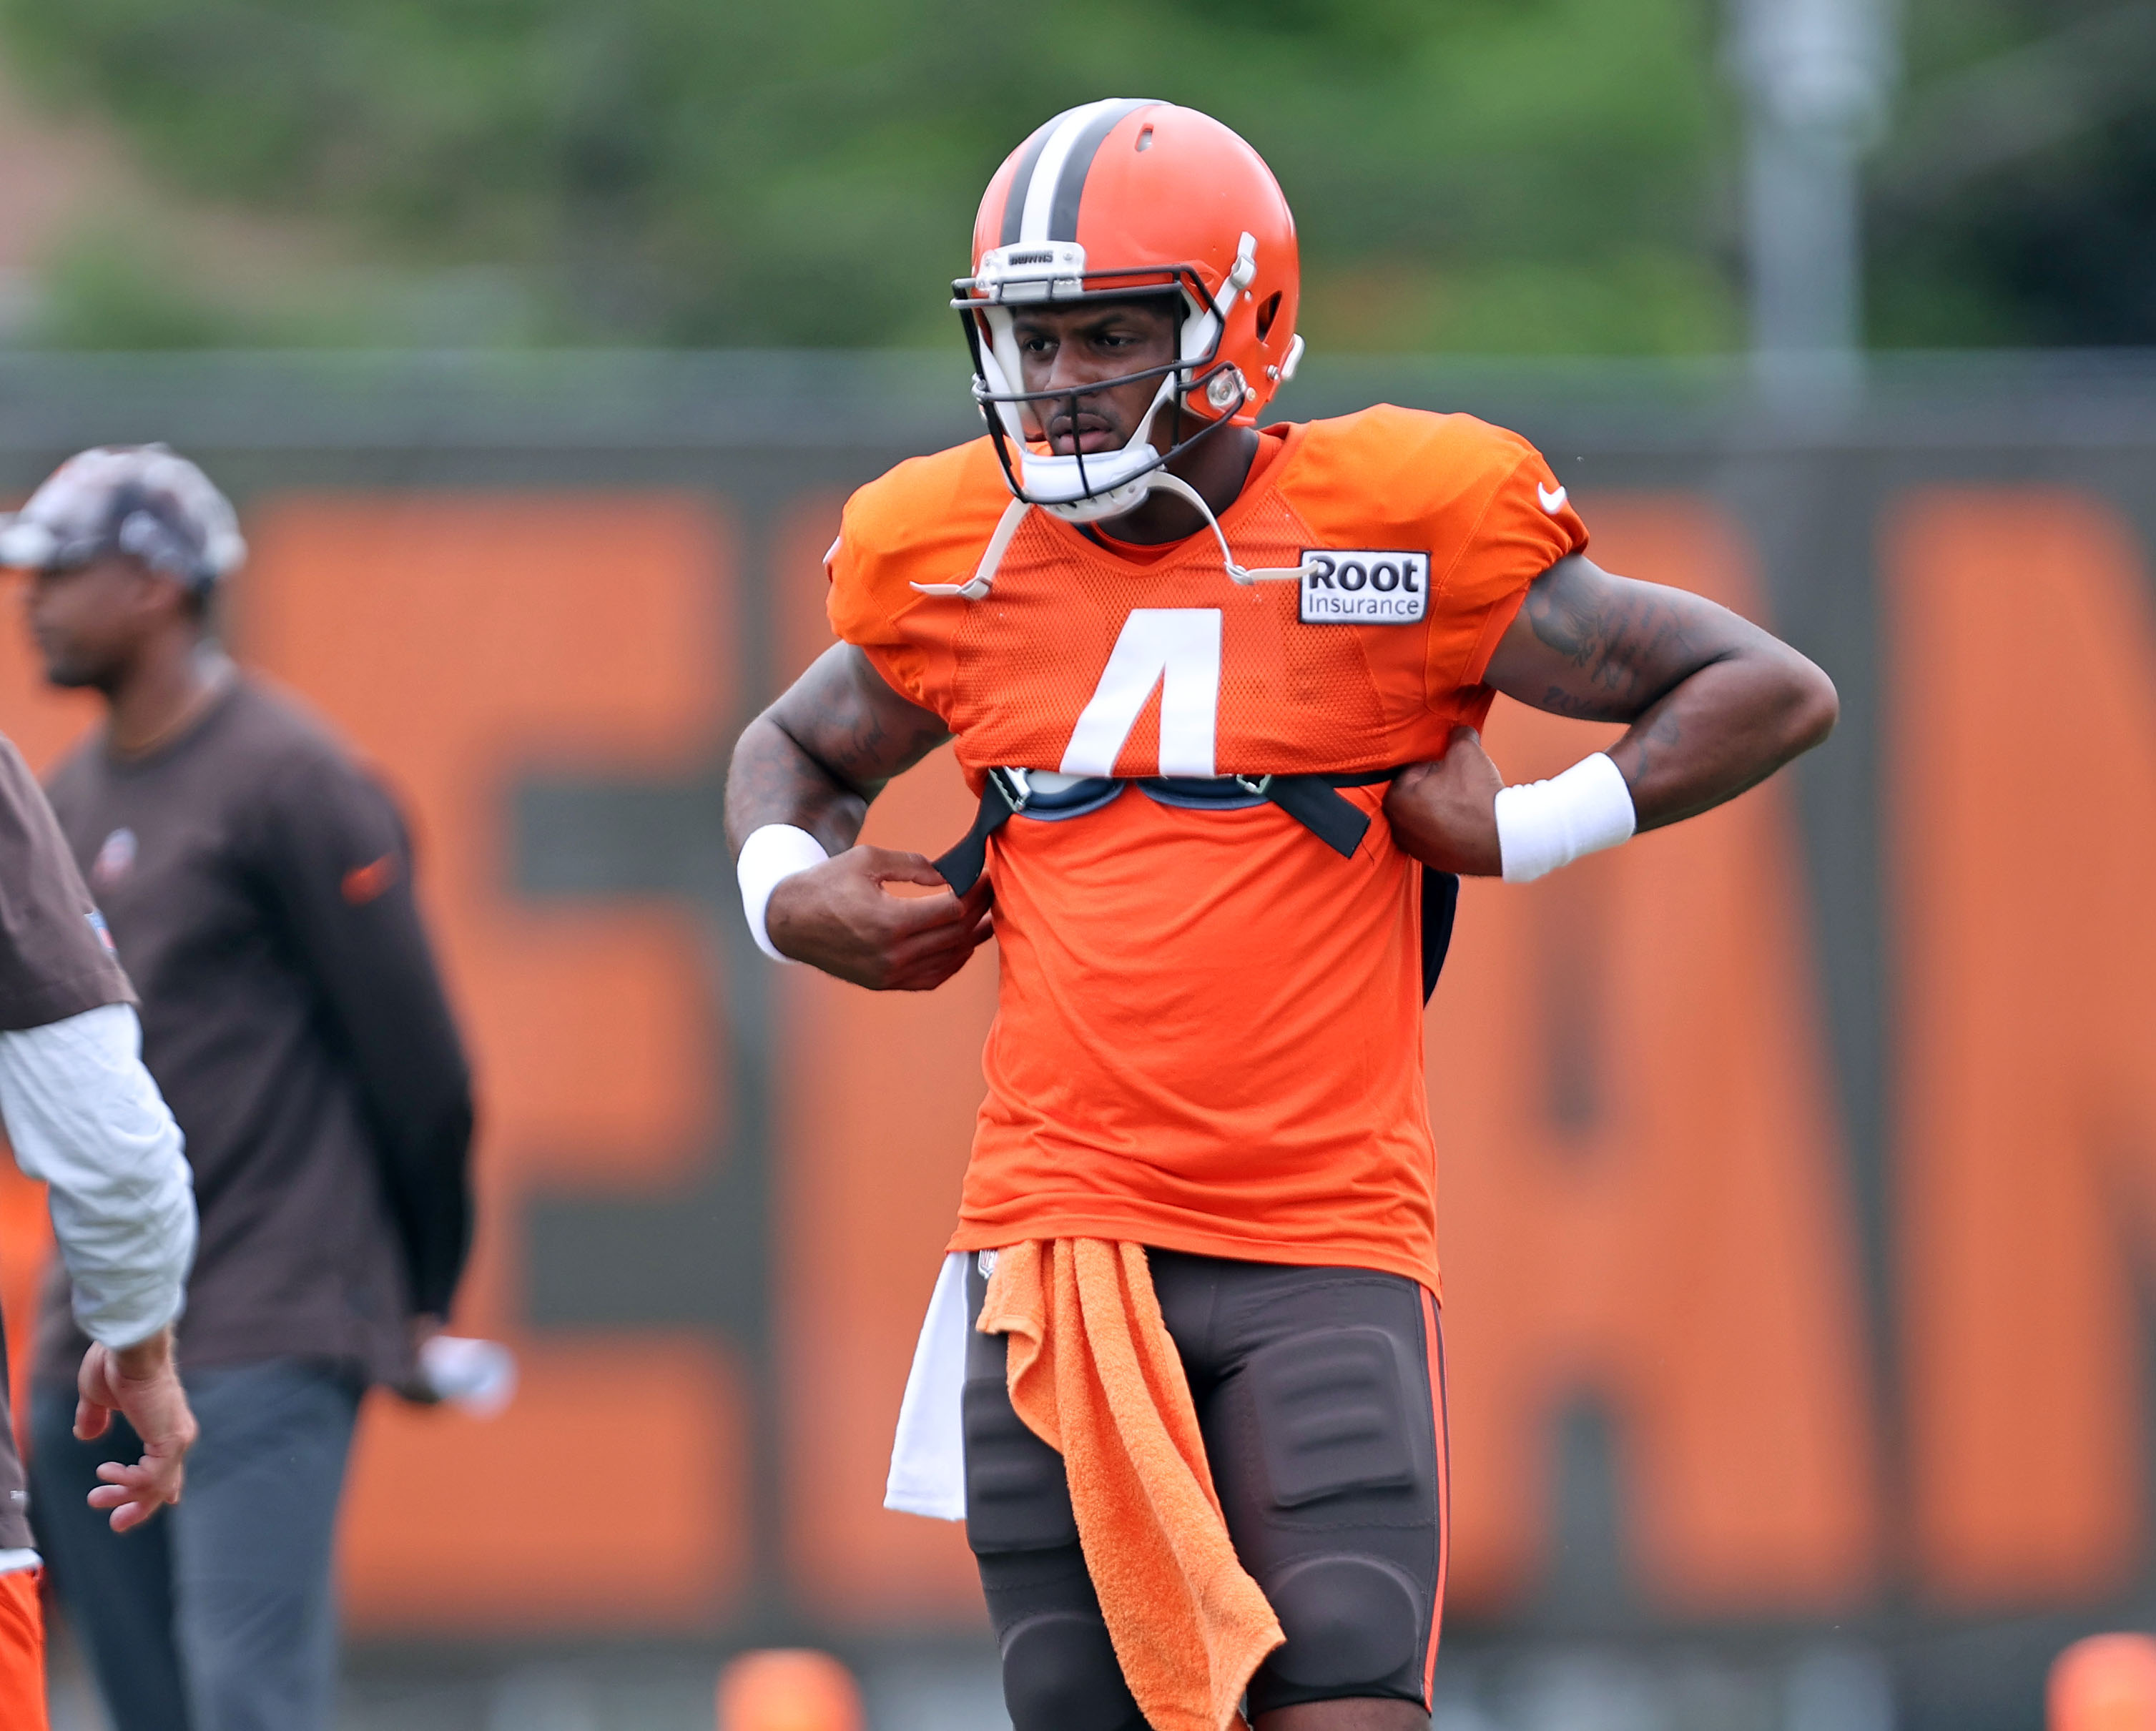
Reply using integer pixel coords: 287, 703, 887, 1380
0, 445, 476, 1731
0, 706, 199, 1730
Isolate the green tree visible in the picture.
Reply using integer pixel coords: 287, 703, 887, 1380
0, 0, 1740, 352
1870, 0, 2156, 347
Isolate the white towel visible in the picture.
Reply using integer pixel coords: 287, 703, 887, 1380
883, 1251, 972, 1521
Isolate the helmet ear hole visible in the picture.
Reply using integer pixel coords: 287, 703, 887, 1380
1255, 291, 1282, 342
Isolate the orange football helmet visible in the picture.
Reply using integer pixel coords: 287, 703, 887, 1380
953, 99, 1304, 526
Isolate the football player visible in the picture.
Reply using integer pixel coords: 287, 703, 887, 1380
728, 100, 1836, 1731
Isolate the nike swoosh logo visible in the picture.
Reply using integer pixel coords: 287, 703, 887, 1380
1537, 483, 1569, 514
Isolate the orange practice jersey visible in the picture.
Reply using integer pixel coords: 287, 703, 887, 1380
827, 405, 1588, 1288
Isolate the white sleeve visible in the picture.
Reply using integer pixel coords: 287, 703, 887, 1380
0, 1002, 195, 1349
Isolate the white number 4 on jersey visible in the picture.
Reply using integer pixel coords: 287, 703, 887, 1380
1060, 608, 1223, 779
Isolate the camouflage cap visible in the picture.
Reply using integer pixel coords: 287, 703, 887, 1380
0, 444, 245, 591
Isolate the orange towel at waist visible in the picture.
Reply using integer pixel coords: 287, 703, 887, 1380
978, 1239, 1284, 1731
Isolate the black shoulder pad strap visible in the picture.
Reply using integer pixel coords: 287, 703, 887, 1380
1263, 774, 1372, 858
935, 769, 1457, 999
934, 778, 1018, 894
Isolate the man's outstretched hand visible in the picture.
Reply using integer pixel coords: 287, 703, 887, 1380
766, 846, 993, 990
1384, 726, 1506, 877
76, 1324, 197, 1532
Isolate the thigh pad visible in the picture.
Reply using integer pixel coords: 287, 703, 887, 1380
964, 1377, 1079, 1554
1246, 1323, 1423, 1509
1205, 1290, 1445, 1715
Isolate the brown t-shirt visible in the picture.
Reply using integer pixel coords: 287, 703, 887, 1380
36, 679, 473, 1390
0, 733, 135, 1549
0, 739, 134, 1030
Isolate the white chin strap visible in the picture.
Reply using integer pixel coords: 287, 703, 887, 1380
1019, 435, 1169, 523
1140, 471, 1316, 586
910, 467, 1316, 602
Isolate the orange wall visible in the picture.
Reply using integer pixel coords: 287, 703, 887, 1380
1435, 497, 1879, 1614
245, 495, 747, 1632
1891, 489, 2156, 1608
0, 480, 2150, 1634
769, 490, 991, 1622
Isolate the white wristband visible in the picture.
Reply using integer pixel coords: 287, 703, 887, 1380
1494, 751, 1636, 884
737, 824, 830, 962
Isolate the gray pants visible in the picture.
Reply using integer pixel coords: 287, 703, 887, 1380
29, 1357, 363, 1731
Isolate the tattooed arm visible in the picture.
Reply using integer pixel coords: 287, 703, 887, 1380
1384, 555, 1838, 875
727, 643, 992, 990
1490, 555, 1838, 822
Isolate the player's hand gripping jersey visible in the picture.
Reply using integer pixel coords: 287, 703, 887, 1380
830, 404, 1586, 1288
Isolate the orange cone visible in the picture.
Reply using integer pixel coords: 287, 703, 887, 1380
716, 1649, 865, 1731
2051, 1634, 2156, 1731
